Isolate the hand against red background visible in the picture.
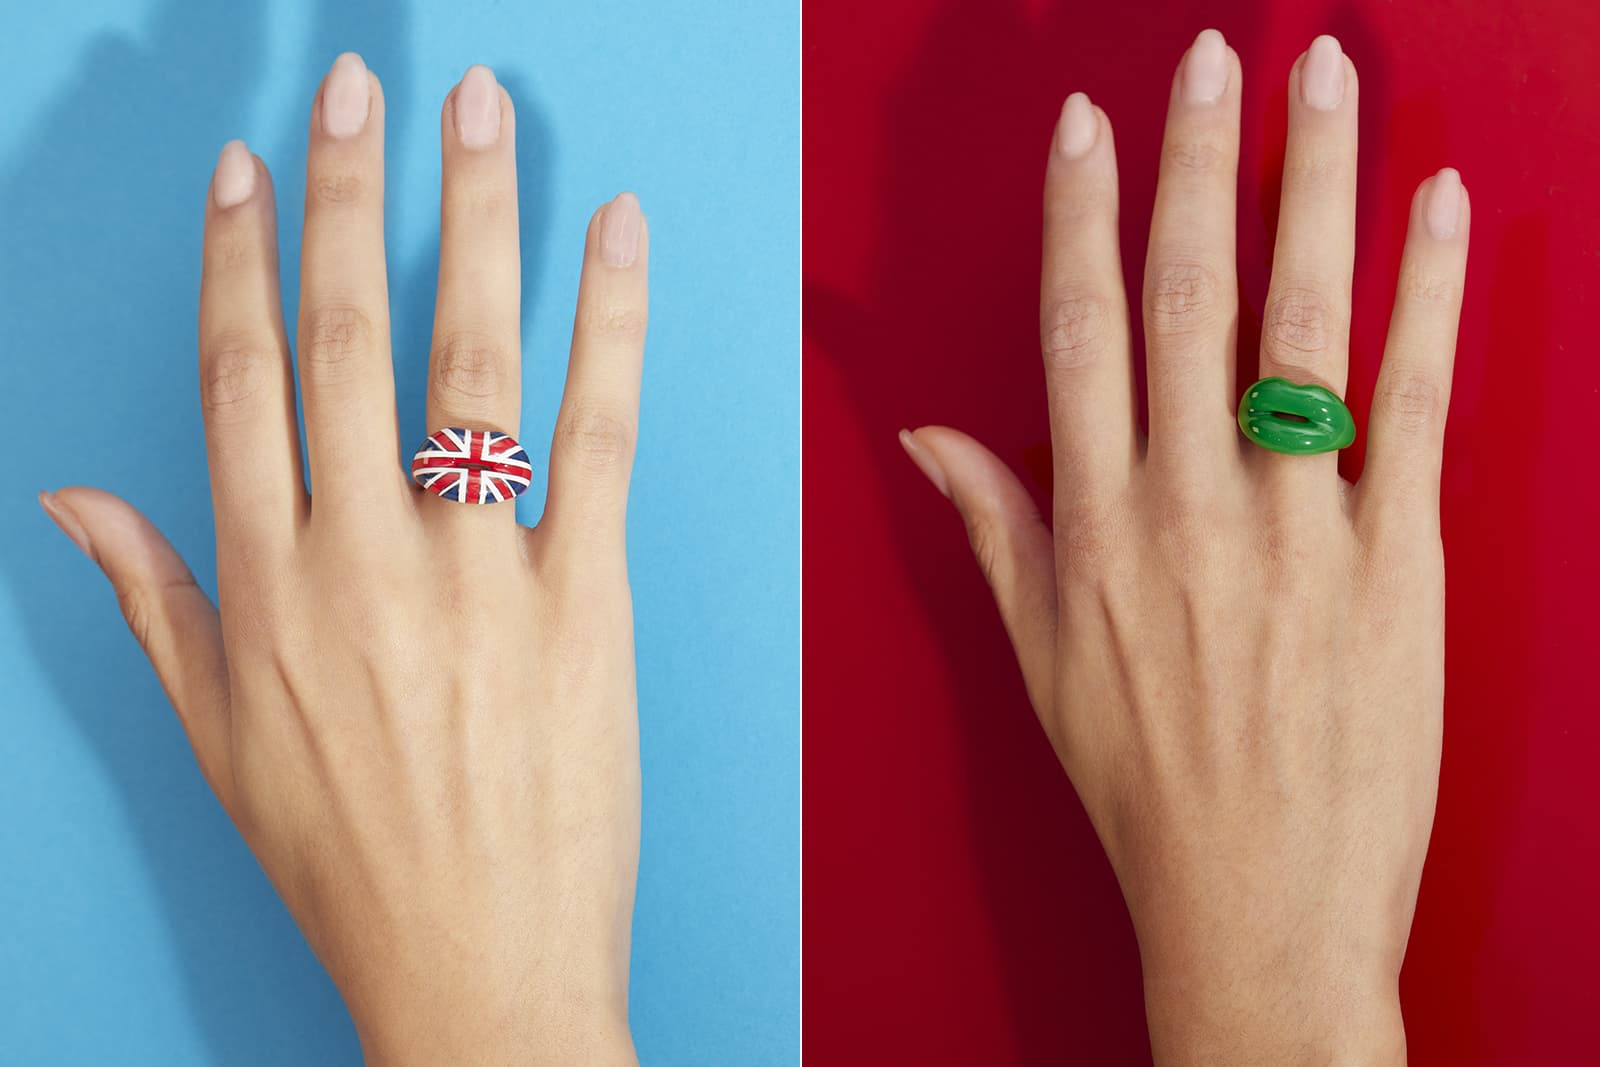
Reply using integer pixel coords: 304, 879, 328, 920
903, 30, 1467, 1064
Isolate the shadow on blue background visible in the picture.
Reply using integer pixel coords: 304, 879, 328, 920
0, 1, 798, 1063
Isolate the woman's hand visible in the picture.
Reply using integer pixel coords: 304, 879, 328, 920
901, 30, 1466, 1065
39, 53, 647, 1066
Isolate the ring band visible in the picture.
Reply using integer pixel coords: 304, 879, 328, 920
1237, 377, 1356, 455
410, 427, 533, 504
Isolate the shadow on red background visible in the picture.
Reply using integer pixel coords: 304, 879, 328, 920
804, 1, 1598, 1062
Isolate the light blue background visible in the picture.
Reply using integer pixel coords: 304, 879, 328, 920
0, 1, 797, 1063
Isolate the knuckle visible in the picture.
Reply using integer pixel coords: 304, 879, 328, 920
1156, 492, 1219, 552
1374, 369, 1446, 435
1281, 150, 1350, 187
116, 586, 155, 650
1144, 474, 1237, 568
1145, 259, 1224, 334
964, 513, 1005, 587
1056, 504, 1118, 567
1399, 266, 1458, 307
199, 336, 275, 417
207, 230, 257, 272
1257, 512, 1325, 578
1353, 530, 1401, 582
430, 332, 508, 406
1354, 532, 1441, 602
1152, 519, 1218, 584
300, 304, 375, 377
1261, 286, 1338, 361
1040, 291, 1111, 371
1352, 540, 1400, 598
551, 626, 602, 686
452, 183, 517, 224
578, 302, 648, 344
1162, 138, 1227, 175
310, 172, 364, 208
1044, 182, 1113, 226
555, 405, 636, 472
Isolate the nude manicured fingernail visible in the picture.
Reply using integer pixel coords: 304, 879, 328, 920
453, 65, 501, 147
1182, 29, 1229, 104
1301, 35, 1346, 111
1425, 168, 1463, 239
601, 192, 642, 267
899, 430, 950, 498
1056, 92, 1098, 160
39, 492, 93, 560
322, 52, 371, 139
212, 139, 255, 208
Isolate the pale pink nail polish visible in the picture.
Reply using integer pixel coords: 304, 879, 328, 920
898, 430, 950, 499
39, 492, 93, 560
1425, 168, 1463, 239
1301, 35, 1346, 111
1182, 29, 1229, 104
322, 52, 371, 139
212, 140, 255, 208
601, 192, 642, 267
1056, 92, 1098, 160
453, 65, 501, 148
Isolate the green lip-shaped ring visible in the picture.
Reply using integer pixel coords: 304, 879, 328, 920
1236, 376, 1356, 455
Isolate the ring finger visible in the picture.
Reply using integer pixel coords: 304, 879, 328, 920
420, 65, 525, 515
1255, 35, 1359, 489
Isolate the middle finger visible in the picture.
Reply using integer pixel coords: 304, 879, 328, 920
1142, 28, 1243, 483
298, 52, 402, 513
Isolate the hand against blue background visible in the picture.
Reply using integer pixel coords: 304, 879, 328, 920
39, 53, 648, 1066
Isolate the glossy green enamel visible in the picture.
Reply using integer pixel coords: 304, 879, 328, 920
1237, 377, 1355, 455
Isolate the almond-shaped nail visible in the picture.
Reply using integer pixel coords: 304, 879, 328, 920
322, 52, 371, 139
1425, 168, 1463, 239
601, 192, 642, 267
1182, 29, 1230, 105
1056, 92, 1098, 160
39, 492, 93, 560
212, 139, 256, 208
898, 430, 950, 499
1300, 35, 1346, 111
453, 65, 501, 148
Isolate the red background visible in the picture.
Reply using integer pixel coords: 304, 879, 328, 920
804, 1, 1600, 1063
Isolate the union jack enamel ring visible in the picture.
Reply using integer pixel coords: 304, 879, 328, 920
410, 427, 533, 504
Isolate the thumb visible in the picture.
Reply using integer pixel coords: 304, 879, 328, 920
40, 487, 233, 809
900, 427, 1057, 715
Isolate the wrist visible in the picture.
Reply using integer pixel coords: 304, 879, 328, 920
357, 1014, 637, 1067
1140, 953, 1405, 1067
350, 979, 635, 1067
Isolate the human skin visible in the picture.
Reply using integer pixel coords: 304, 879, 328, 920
901, 30, 1466, 1066
38, 54, 645, 1065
